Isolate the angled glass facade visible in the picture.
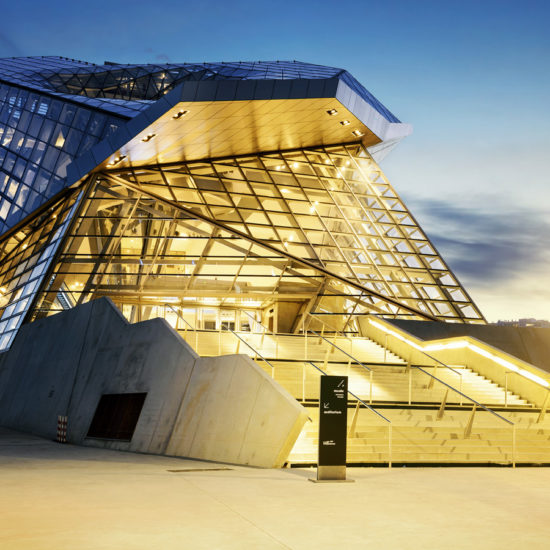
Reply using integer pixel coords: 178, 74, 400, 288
0, 56, 485, 351
0, 81, 125, 233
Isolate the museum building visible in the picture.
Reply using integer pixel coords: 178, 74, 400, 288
0, 56, 549, 467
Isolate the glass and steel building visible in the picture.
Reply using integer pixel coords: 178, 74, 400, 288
0, 56, 485, 351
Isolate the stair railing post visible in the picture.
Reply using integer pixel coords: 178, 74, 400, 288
536, 391, 550, 423
505, 371, 509, 408
330, 331, 337, 356
348, 401, 360, 438
459, 373, 463, 406
384, 334, 387, 363
388, 424, 392, 468
302, 362, 306, 403
427, 362, 435, 390
407, 361, 412, 405
512, 424, 516, 468
323, 348, 330, 371
437, 389, 448, 420
369, 370, 373, 404
464, 404, 477, 439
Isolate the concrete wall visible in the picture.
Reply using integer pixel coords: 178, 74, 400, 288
0, 298, 307, 467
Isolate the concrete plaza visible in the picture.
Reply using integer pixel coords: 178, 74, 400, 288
1, 427, 549, 549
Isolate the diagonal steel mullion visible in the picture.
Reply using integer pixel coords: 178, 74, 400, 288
102, 171, 438, 321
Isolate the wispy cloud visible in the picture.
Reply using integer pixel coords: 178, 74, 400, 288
408, 198, 550, 286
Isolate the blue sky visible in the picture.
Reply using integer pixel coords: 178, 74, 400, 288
1, 0, 548, 321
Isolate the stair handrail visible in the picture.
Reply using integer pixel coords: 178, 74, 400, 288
305, 311, 352, 340
367, 315, 550, 393
241, 310, 274, 336
362, 316, 464, 398
305, 361, 390, 423
226, 326, 278, 377
413, 365, 514, 426
305, 360, 392, 467
308, 329, 372, 373
166, 304, 278, 377
166, 304, 195, 332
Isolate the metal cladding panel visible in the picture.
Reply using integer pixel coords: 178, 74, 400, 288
0, 56, 409, 237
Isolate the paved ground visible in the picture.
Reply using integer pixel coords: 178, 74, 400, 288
1, 428, 549, 549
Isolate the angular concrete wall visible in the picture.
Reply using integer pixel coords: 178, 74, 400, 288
0, 298, 307, 467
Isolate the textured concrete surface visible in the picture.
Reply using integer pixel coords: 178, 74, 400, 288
0, 298, 306, 467
1, 428, 550, 550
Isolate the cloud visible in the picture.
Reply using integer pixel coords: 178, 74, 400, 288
408, 198, 550, 286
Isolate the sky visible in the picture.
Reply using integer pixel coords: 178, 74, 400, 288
1, 0, 548, 322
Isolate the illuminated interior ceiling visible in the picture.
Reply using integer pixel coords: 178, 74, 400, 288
100, 99, 379, 168
66, 75, 411, 184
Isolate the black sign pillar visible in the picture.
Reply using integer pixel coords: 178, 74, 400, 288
314, 375, 350, 482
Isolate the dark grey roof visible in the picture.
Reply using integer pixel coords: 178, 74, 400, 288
0, 56, 399, 123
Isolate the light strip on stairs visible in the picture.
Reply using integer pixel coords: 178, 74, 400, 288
368, 319, 550, 388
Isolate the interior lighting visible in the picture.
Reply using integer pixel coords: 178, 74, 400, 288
352, 129, 364, 137
293, 162, 299, 168
141, 133, 156, 142
0, 287, 6, 294
340, 120, 351, 126
326, 109, 338, 116
368, 319, 422, 350
424, 341, 468, 352
107, 155, 126, 167
172, 109, 189, 119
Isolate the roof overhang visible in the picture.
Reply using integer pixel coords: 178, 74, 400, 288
66, 76, 411, 184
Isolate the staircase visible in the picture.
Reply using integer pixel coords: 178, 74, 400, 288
177, 328, 550, 466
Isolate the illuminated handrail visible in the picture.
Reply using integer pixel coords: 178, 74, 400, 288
367, 315, 550, 391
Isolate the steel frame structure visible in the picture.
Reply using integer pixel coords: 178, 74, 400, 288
0, 143, 484, 349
